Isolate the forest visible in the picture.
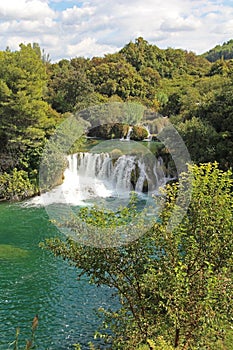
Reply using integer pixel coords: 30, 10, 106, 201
0, 38, 233, 350
0, 37, 233, 199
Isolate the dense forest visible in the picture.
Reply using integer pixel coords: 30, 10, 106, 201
203, 39, 233, 62
0, 37, 233, 199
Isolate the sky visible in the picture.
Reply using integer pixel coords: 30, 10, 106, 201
0, 0, 233, 62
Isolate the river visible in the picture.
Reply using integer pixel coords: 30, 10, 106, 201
0, 202, 113, 349
0, 147, 165, 349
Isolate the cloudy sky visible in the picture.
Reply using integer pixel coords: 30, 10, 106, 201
0, 0, 233, 62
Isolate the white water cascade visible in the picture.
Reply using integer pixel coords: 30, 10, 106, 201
120, 126, 133, 141
29, 152, 166, 206
143, 125, 152, 141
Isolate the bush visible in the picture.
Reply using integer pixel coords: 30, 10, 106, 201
0, 168, 35, 201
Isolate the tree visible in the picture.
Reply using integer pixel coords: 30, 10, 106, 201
197, 81, 233, 169
88, 58, 146, 100
174, 116, 218, 163
0, 44, 59, 175
43, 163, 233, 349
46, 57, 95, 113
203, 39, 233, 62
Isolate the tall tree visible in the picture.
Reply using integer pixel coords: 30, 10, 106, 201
0, 44, 59, 173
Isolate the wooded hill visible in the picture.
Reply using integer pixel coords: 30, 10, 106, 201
0, 38, 233, 200
202, 39, 233, 62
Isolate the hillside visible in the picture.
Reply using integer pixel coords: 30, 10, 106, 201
202, 39, 233, 62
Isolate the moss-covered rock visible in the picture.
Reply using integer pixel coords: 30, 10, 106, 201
110, 149, 123, 165
87, 123, 150, 141
110, 148, 123, 158
87, 123, 129, 139
131, 125, 148, 141
130, 165, 139, 188
142, 178, 148, 192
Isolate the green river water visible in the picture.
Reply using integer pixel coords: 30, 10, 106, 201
0, 202, 114, 349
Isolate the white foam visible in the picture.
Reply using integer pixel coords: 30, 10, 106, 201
25, 152, 165, 207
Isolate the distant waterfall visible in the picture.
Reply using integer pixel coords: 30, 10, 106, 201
29, 152, 166, 206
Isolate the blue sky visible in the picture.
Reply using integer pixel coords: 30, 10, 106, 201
50, 1, 81, 11
0, 0, 232, 61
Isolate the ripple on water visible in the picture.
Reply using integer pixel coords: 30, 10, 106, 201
0, 203, 116, 349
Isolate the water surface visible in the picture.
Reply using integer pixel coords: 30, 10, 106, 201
0, 203, 114, 349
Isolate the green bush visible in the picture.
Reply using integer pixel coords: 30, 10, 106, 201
0, 168, 35, 201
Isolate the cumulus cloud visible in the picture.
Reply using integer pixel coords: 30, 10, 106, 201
0, 0, 232, 61
61, 5, 96, 24
67, 37, 119, 57
160, 15, 200, 32
0, 0, 55, 20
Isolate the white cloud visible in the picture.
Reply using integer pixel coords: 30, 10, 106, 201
160, 15, 200, 32
0, 0, 55, 20
67, 37, 119, 57
61, 5, 96, 24
0, 0, 232, 61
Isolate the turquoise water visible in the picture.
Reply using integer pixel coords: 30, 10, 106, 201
0, 203, 114, 349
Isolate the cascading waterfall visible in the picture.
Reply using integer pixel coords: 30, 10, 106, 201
143, 125, 152, 141
126, 126, 133, 141
120, 126, 133, 141
112, 155, 136, 191
70, 152, 165, 199
135, 159, 146, 193
29, 152, 166, 206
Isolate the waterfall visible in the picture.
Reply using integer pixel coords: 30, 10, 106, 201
126, 126, 133, 141
143, 125, 152, 141
28, 152, 166, 206
135, 159, 146, 192
70, 152, 166, 199
121, 126, 133, 141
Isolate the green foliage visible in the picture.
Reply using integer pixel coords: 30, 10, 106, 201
38, 142, 66, 193
203, 39, 233, 62
144, 163, 233, 349
0, 43, 60, 178
0, 168, 35, 200
174, 116, 218, 163
88, 56, 146, 100
197, 81, 233, 169
137, 337, 174, 350
43, 163, 233, 349
121, 38, 210, 78
47, 57, 95, 113
44, 37, 210, 112
79, 101, 145, 129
